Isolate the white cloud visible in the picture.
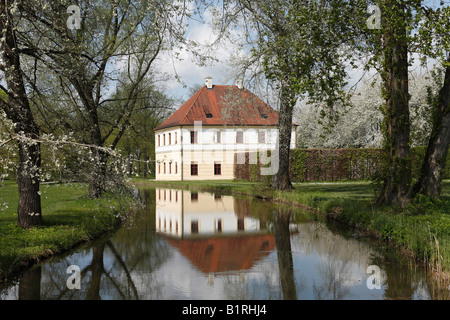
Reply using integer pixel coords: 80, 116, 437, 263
155, 8, 245, 101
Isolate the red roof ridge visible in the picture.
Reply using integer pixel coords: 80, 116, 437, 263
153, 85, 204, 131
177, 85, 205, 127
154, 84, 281, 131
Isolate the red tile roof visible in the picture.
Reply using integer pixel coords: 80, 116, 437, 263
154, 85, 281, 131
164, 234, 276, 273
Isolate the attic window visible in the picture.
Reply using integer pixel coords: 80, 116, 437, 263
261, 114, 268, 119
206, 113, 213, 118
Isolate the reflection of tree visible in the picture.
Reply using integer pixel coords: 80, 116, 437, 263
292, 223, 379, 300
426, 275, 450, 300
18, 266, 41, 300
222, 205, 301, 300
312, 260, 351, 300
106, 189, 170, 299
23, 188, 169, 300
273, 207, 297, 300
222, 267, 281, 300
48, 240, 139, 300
233, 197, 253, 218
372, 254, 416, 300
223, 272, 250, 300
85, 242, 105, 300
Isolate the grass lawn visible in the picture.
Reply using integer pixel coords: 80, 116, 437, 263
135, 178, 450, 281
0, 180, 127, 281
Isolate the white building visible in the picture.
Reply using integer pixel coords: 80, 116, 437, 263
154, 78, 297, 181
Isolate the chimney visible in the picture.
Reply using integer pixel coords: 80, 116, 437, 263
236, 78, 243, 90
205, 77, 213, 89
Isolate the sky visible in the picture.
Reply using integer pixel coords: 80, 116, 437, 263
153, 4, 243, 103
150, 1, 445, 111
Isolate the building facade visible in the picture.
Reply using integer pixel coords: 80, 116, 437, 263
154, 78, 296, 181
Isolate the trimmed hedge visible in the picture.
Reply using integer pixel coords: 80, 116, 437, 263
234, 147, 450, 182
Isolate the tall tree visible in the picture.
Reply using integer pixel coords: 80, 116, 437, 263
375, 0, 413, 206
414, 58, 450, 198
412, 5, 450, 198
366, 1, 449, 203
0, 0, 42, 228
17, 0, 169, 197
225, 0, 362, 190
115, 79, 174, 178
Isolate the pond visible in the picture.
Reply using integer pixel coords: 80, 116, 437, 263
0, 187, 446, 300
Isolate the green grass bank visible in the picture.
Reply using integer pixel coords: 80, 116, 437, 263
0, 181, 129, 282
134, 178, 450, 282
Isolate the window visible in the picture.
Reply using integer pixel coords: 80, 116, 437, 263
190, 131, 198, 144
169, 133, 171, 145
258, 130, 266, 144
191, 192, 198, 201
158, 135, 160, 147
191, 163, 198, 176
175, 162, 178, 174
215, 131, 221, 143
163, 134, 166, 145
261, 114, 268, 119
236, 131, 244, 143
158, 164, 160, 174
216, 219, 223, 233
260, 220, 267, 229
169, 163, 171, 174
237, 219, 245, 231
175, 132, 177, 144
191, 220, 199, 234
214, 162, 221, 175
206, 113, 213, 118
164, 163, 166, 174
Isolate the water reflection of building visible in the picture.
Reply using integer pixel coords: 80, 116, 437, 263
156, 188, 266, 238
155, 188, 276, 273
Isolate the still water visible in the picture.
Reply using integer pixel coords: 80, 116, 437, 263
0, 188, 446, 300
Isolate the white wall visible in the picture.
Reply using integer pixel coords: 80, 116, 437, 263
155, 125, 296, 153
155, 125, 297, 180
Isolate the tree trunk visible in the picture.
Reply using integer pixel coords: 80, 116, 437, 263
16, 138, 43, 228
412, 57, 450, 198
0, 0, 43, 228
377, 1, 411, 207
88, 148, 108, 199
143, 153, 148, 178
128, 153, 133, 177
272, 85, 295, 190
